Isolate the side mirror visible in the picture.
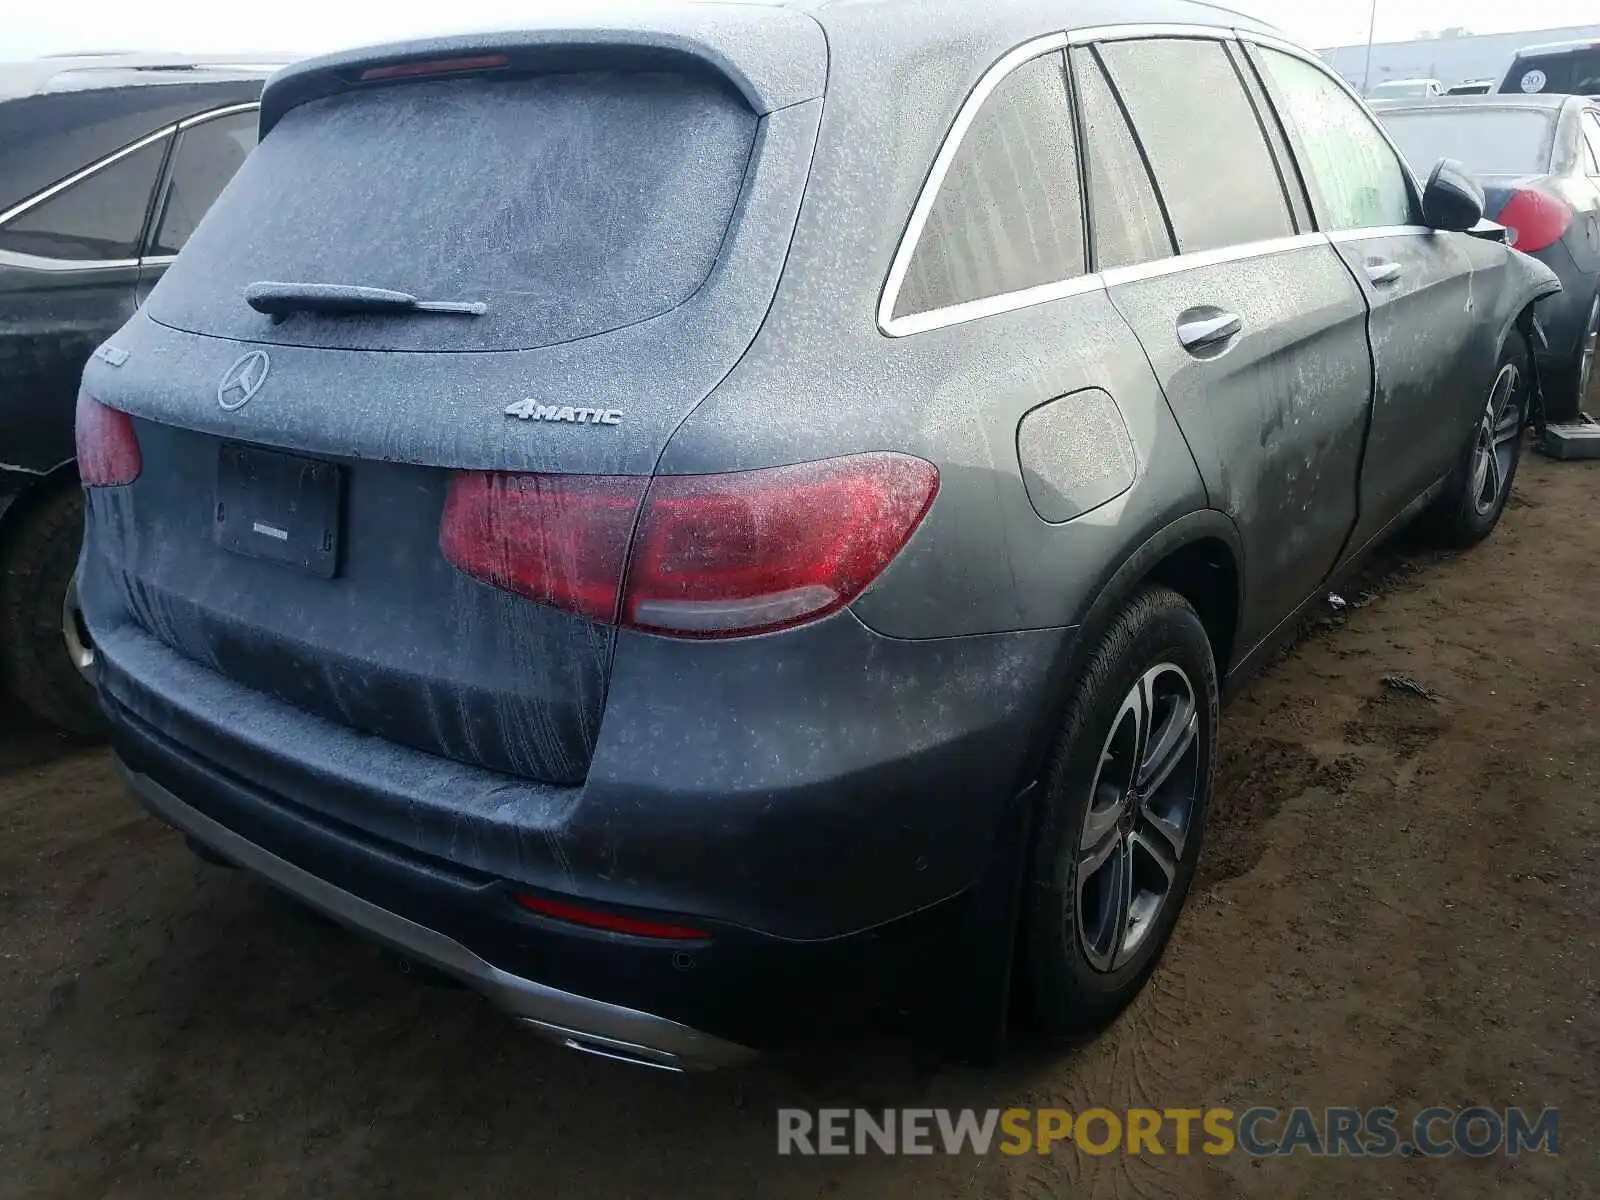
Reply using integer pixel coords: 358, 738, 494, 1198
1422, 158, 1486, 232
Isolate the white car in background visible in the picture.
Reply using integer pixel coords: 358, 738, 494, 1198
1369, 78, 1445, 99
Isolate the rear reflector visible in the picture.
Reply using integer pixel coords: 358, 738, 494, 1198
358, 54, 509, 82
440, 453, 938, 637
512, 893, 710, 940
75, 394, 141, 487
1497, 189, 1571, 254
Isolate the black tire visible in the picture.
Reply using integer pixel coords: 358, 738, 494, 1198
0, 486, 102, 738
1423, 336, 1531, 549
1020, 586, 1218, 1037
1541, 293, 1598, 424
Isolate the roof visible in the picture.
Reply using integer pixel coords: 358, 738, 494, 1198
797, 0, 1279, 34
1512, 38, 1600, 59
0, 52, 290, 104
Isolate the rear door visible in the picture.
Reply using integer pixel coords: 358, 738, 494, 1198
0, 130, 169, 472
1077, 34, 1374, 655
137, 105, 258, 302
1573, 111, 1600, 274
1249, 42, 1485, 554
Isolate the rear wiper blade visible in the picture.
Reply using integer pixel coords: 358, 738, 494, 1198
244, 280, 487, 319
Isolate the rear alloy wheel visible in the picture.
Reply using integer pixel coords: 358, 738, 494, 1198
1022, 586, 1218, 1035
1075, 663, 1201, 973
1426, 339, 1530, 549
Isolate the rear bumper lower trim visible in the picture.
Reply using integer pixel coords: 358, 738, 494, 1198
117, 762, 758, 1071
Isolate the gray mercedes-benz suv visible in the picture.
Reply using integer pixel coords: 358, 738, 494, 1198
76, 0, 1558, 1070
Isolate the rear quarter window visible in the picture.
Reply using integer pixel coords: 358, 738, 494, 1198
145, 71, 757, 353
891, 51, 1086, 324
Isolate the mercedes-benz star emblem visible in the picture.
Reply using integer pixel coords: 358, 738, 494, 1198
218, 350, 271, 411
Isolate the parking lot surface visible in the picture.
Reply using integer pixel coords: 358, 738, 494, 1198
3, 453, 1596, 1199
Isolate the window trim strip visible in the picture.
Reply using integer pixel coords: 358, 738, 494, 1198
1100, 231, 1327, 287
0, 126, 176, 230
0, 101, 261, 260
880, 22, 1431, 338
1067, 23, 1241, 47
177, 101, 260, 131
888, 231, 1335, 337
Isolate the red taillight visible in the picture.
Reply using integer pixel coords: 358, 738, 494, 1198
438, 472, 647, 623
75, 394, 141, 487
512, 893, 710, 941
358, 54, 509, 82
1498, 189, 1571, 253
623, 454, 939, 636
439, 452, 938, 638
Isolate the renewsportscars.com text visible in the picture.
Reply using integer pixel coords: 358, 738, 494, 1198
777, 1106, 1559, 1158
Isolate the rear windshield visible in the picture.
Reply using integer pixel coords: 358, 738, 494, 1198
146, 71, 756, 353
1501, 50, 1600, 96
1380, 108, 1556, 177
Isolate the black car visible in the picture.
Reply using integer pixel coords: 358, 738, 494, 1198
1499, 39, 1600, 99
1380, 93, 1600, 419
79, 1, 1556, 1070
0, 53, 277, 734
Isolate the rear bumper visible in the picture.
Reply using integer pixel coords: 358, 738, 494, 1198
81, 504, 1069, 1052
120, 763, 755, 1071
81, 538, 1064, 942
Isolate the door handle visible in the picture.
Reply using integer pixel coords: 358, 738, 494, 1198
1176, 310, 1242, 353
1365, 260, 1404, 286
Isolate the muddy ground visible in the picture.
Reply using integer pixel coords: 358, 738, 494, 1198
2, 452, 1596, 1198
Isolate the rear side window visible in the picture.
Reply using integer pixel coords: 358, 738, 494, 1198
893, 52, 1086, 321
1098, 39, 1294, 254
153, 110, 257, 255
1070, 49, 1175, 271
146, 72, 757, 353
0, 138, 166, 261
1257, 48, 1417, 231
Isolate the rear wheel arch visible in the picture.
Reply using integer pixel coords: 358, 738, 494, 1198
0, 461, 100, 736
0, 460, 79, 554
1017, 511, 1243, 791
1068, 512, 1243, 684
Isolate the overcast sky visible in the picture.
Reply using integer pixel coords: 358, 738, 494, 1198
3, 0, 1597, 61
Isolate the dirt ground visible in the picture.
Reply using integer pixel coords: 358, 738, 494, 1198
2, 451, 1596, 1199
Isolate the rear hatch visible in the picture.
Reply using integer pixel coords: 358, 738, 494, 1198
81, 18, 825, 785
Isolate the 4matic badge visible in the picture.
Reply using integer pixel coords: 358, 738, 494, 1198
505, 399, 623, 426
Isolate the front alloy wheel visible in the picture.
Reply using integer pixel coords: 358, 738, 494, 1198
1471, 362, 1524, 517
